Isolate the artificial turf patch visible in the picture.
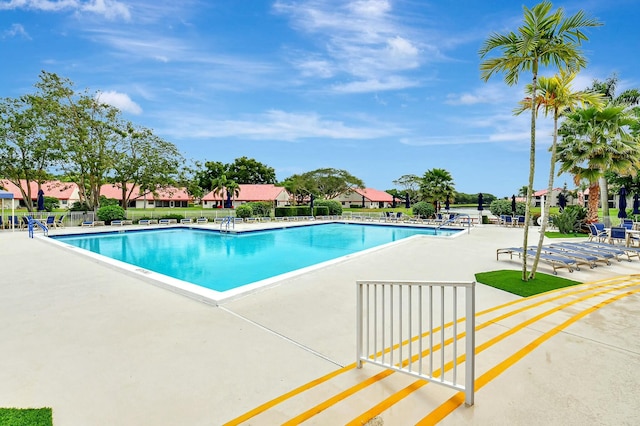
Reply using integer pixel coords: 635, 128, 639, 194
0, 408, 53, 426
475, 269, 581, 297
544, 232, 588, 239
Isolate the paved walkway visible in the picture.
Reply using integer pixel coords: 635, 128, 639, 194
1, 222, 639, 425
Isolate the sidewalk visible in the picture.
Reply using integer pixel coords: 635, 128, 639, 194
0, 224, 638, 425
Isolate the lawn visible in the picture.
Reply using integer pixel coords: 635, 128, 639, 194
0, 408, 52, 426
475, 269, 581, 297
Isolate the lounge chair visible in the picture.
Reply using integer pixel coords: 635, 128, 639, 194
555, 241, 631, 263
110, 219, 133, 226
496, 247, 577, 274
138, 219, 158, 225
196, 217, 208, 224
44, 216, 56, 227
180, 218, 193, 224
54, 214, 66, 228
545, 244, 610, 267
550, 242, 617, 264
81, 220, 105, 227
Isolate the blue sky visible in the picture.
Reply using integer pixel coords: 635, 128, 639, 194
1, 0, 639, 197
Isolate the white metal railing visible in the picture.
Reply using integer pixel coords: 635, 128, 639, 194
356, 280, 475, 406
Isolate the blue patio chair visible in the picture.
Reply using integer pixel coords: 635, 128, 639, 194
588, 223, 607, 242
504, 215, 514, 227
609, 227, 627, 245
45, 216, 56, 227
55, 214, 66, 228
515, 215, 526, 227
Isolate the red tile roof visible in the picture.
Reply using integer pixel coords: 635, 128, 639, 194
100, 183, 191, 201
0, 179, 79, 200
202, 184, 289, 201
352, 188, 394, 202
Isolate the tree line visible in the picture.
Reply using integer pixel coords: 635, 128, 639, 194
2, 71, 494, 212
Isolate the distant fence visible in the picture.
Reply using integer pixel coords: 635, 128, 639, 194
356, 280, 476, 406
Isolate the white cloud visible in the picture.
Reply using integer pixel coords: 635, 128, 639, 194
159, 109, 404, 141
3, 23, 31, 39
274, 0, 431, 92
332, 76, 419, 93
0, 0, 130, 20
96, 91, 142, 114
446, 83, 513, 105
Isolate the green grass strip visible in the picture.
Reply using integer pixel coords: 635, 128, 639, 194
475, 269, 582, 297
0, 408, 53, 426
544, 232, 588, 239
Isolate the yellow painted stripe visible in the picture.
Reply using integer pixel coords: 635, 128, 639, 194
346, 280, 640, 425
417, 286, 640, 425
223, 276, 632, 425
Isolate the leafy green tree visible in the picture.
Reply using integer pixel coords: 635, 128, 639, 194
479, 1, 600, 280
110, 122, 183, 209
305, 168, 364, 200
196, 160, 226, 191
0, 72, 67, 211
420, 168, 455, 211
392, 174, 420, 204
280, 173, 317, 205
412, 201, 435, 219
226, 156, 276, 184
515, 70, 603, 273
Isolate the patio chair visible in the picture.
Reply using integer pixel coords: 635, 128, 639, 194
515, 215, 526, 227
588, 223, 608, 242
180, 218, 193, 224
55, 214, 66, 228
608, 227, 628, 245
44, 216, 56, 227
196, 217, 208, 224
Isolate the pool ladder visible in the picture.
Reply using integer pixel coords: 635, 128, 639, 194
220, 216, 234, 233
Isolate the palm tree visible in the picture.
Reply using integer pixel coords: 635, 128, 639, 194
211, 174, 240, 209
420, 168, 455, 212
479, 1, 600, 281
556, 105, 640, 223
587, 76, 640, 223
515, 70, 603, 275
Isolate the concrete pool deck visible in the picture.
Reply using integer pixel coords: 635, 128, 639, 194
1, 222, 639, 425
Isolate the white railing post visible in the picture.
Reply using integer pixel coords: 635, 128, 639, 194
356, 280, 475, 406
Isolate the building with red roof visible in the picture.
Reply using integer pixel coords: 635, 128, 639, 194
332, 188, 394, 208
100, 183, 192, 208
0, 179, 80, 209
201, 184, 290, 208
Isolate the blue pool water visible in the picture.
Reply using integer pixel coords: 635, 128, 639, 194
53, 223, 461, 293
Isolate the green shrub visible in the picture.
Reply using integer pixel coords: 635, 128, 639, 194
412, 201, 435, 219
70, 201, 91, 211
96, 205, 126, 224
43, 196, 59, 212
159, 213, 184, 221
314, 200, 342, 215
489, 199, 525, 217
246, 201, 272, 217
99, 195, 120, 207
314, 206, 329, 216
236, 204, 253, 219
551, 205, 586, 234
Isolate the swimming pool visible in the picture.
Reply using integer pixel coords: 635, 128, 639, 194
51, 223, 463, 302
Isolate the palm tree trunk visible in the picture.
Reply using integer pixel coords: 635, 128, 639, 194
599, 176, 610, 226
522, 69, 538, 281
530, 110, 559, 279
587, 183, 600, 222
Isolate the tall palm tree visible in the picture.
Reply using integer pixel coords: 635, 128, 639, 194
479, 1, 600, 281
587, 76, 640, 223
211, 174, 240, 209
420, 168, 455, 212
556, 105, 640, 223
515, 70, 603, 275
